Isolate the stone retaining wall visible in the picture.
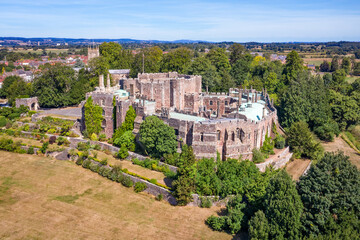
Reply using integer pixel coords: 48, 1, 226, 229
256, 146, 292, 172
89, 159, 177, 205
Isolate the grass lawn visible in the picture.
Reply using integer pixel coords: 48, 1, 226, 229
0, 151, 231, 240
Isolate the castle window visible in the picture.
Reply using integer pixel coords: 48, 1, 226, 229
240, 129, 245, 143
210, 100, 213, 105
217, 130, 221, 140
232, 132, 235, 141
200, 132, 204, 142
225, 101, 228, 105
174, 129, 179, 135
101, 119, 106, 128
102, 109, 105, 115
236, 128, 240, 139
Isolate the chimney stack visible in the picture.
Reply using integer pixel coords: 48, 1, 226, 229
99, 75, 105, 91
106, 74, 111, 91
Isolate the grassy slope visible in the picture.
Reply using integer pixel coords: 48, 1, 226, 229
0, 151, 231, 240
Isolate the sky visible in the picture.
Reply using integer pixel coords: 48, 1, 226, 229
1, 0, 360, 42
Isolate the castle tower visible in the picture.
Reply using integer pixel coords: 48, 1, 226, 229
88, 46, 100, 62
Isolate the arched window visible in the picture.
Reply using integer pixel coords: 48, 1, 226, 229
200, 132, 204, 142
236, 128, 240, 139
210, 100, 213, 105
232, 132, 235, 141
217, 130, 221, 140
240, 129, 245, 143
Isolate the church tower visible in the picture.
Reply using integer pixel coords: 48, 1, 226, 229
88, 45, 100, 62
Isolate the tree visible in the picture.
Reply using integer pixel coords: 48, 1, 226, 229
355, 49, 360, 59
230, 54, 253, 86
229, 43, 248, 65
32, 64, 76, 107
328, 90, 360, 130
341, 57, 351, 74
298, 152, 360, 237
264, 170, 303, 240
187, 56, 220, 91
353, 62, 360, 76
319, 60, 330, 72
330, 56, 339, 72
139, 116, 177, 158
99, 42, 133, 69
84, 96, 103, 136
160, 47, 193, 73
206, 47, 231, 73
264, 71, 279, 94
172, 144, 196, 205
0, 76, 32, 106
131, 46, 163, 77
113, 130, 135, 151
249, 210, 270, 240
283, 51, 304, 84
279, 72, 331, 130
113, 106, 136, 140
286, 121, 323, 160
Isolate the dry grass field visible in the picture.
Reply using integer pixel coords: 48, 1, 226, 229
322, 136, 360, 169
0, 151, 233, 240
286, 159, 311, 181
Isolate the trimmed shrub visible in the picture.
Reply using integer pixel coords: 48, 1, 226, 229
117, 146, 129, 159
206, 215, 226, 231
40, 141, 49, 154
100, 158, 108, 165
121, 176, 133, 188
200, 197, 212, 208
134, 182, 147, 193
0, 116, 8, 127
98, 133, 107, 141
149, 179, 157, 184
49, 136, 57, 144
274, 134, 286, 149
252, 148, 265, 163
27, 146, 34, 154
155, 194, 163, 201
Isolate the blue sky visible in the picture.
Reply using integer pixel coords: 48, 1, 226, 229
1, 0, 360, 42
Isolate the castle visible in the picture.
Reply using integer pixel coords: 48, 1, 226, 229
81, 72, 278, 160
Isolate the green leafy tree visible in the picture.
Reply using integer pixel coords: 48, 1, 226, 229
172, 144, 196, 205
113, 130, 135, 151
230, 54, 253, 86
341, 57, 351, 74
131, 46, 163, 77
249, 210, 270, 240
113, 106, 136, 140
283, 51, 304, 84
286, 121, 323, 160
160, 47, 193, 73
298, 152, 360, 237
139, 116, 177, 158
84, 96, 103, 136
206, 47, 231, 73
330, 56, 340, 72
328, 90, 360, 129
264, 71, 279, 94
32, 64, 76, 107
264, 170, 303, 240
99, 42, 133, 69
319, 60, 330, 72
186, 56, 220, 91
229, 43, 248, 65
0, 76, 32, 106
330, 69, 346, 90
